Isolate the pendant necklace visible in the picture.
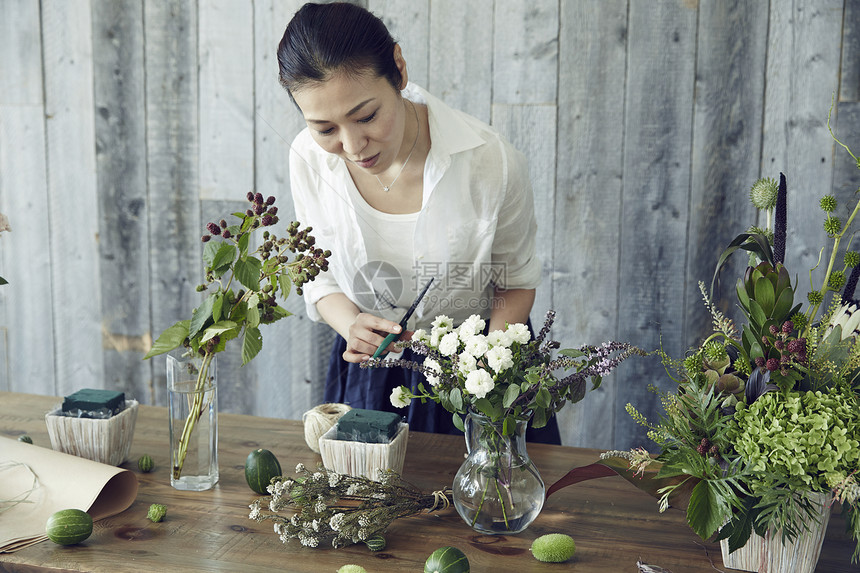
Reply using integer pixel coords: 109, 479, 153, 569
376, 100, 420, 193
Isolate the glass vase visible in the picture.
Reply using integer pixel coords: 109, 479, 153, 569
452, 411, 545, 534
167, 353, 219, 491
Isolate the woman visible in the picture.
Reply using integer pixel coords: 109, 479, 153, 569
278, 2, 559, 444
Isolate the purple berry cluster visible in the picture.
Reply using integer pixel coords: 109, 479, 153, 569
753, 319, 807, 376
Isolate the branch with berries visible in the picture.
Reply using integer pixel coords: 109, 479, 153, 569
144, 191, 330, 478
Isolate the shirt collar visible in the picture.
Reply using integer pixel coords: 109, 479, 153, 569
323, 82, 484, 171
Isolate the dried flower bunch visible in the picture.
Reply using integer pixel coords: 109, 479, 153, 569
363, 310, 645, 434
612, 110, 860, 562
248, 463, 451, 548
144, 192, 329, 478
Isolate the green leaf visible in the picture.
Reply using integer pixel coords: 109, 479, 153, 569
202, 241, 219, 268
144, 320, 190, 359
502, 415, 515, 436
212, 293, 224, 323
686, 480, 723, 539
237, 232, 250, 257
754, 276, 776, 316
536, 387, 552, 409
531, 407, 547, 429
0, 276, 8, 285
278, 274, 293, 300
502, 383, 520, 408
748, 298, 767, 328
772, 286, 795, 321
189, 294, 217, 338
200, 320, 239, 343
452, 413, 465, 432
474, 397, 495, 418
271, 305, 292, 319
241, 326, 263, 365
715, 496, 757, 553
211, 242, 237, 272
559, 348, 585, 358
246, 294, 261, 329
235, 256, 262, 291
450, 387, 463, 411
711, 232, 774, 295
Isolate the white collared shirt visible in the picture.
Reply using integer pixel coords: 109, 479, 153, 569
288, 83, 541, 328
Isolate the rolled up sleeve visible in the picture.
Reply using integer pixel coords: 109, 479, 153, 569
490, 142, 542, 289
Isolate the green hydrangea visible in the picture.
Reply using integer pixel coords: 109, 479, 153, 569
728, 389, 860, 492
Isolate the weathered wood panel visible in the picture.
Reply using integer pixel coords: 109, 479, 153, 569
491, 104, 557, 330
0, 0, 54, 394
253, 0, 331, 420
840, 0, 860, 102
92, 0, 151, 403
493, 0, 558, 104
684, 1, 768, 351
143, 0, 201, 406
553, 0, 628, 449
428, 0, 494, 123
762, 0, 843, 293
42, 0, 104, 397
2, 1, 859, 451
198, 0, 254, 201
369, 0, 430, 88
615, 0, 698, 449
832, 103, 860, 244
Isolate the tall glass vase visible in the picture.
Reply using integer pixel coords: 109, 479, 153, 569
167, 353, 219, 491
452, 411, 545, 534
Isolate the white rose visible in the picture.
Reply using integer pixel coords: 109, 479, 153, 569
465, 368, 495, 399
438, 331, 460, 356
486, 346, 514, 373
506, 323, 530, 344
464, 334, 489, 358
423, 358, 442, 386
390, 386, 411, 408
431, 314, 454, 332
457, 351, 477, 376
487, 329, 512, 348
458, 314, 486, 337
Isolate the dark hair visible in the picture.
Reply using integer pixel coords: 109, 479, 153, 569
277, 2, 402, 96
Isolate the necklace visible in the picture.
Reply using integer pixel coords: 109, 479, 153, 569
376, 100, 420, 192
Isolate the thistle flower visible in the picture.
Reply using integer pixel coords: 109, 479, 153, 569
750, 177, 779, 210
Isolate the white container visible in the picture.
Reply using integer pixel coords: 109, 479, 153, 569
318, 422, 409, 481
45, 400, 139, 466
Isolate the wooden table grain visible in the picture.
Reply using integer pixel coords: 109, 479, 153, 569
0, 392, 855, 572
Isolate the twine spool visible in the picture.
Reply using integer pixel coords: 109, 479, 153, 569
302, 403, 351, 453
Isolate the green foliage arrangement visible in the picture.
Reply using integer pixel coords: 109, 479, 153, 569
144, 192, 329, 479
616, 111, 860, 562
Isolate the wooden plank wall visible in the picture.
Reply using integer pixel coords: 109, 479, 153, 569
0, 0, 858, 450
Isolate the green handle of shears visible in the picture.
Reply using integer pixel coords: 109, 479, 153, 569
372, 332, 399, 359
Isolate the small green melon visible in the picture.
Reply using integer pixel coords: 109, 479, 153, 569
138, 453, 154, 473
364, 533, 386, 551
424, 546, 470, 573
244, 448, 282, 494
530, 533, 576, 563
18, 435, 33, 444
46, 509, 93, 546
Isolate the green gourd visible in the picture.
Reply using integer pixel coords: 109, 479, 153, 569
46, 509, 93, 545
364, 534, 386, 551
137, 453, 154, 473
424, 546, 470, 573
244, 448, 282, 494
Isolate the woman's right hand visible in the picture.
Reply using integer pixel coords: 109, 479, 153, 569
343, 313, 403, 363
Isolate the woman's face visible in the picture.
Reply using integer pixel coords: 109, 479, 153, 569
292, 71, 407, 175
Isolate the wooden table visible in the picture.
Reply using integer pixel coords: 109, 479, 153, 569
0, 392, 855, 572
